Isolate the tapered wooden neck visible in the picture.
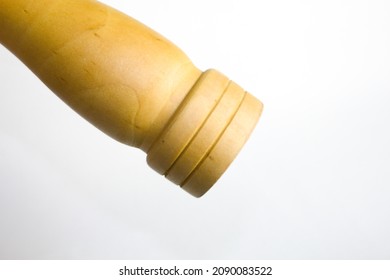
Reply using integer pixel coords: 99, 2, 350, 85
0, 0, 202, 148
0, 0, 263, 197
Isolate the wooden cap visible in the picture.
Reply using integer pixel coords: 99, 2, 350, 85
147, 69, 263, 197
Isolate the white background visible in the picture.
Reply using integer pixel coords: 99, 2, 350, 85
1, 0, 389, 259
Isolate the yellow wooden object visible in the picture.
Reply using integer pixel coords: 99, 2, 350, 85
0, 0, 263, 197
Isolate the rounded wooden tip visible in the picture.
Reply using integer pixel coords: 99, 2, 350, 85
147, 69, 263, 197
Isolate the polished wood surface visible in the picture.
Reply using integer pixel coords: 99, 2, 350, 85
0, 0, 263, 197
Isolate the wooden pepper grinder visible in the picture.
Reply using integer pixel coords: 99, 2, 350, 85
0, 0, 263, 197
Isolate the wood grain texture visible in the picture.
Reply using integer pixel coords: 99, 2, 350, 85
0, 0, 263, 197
